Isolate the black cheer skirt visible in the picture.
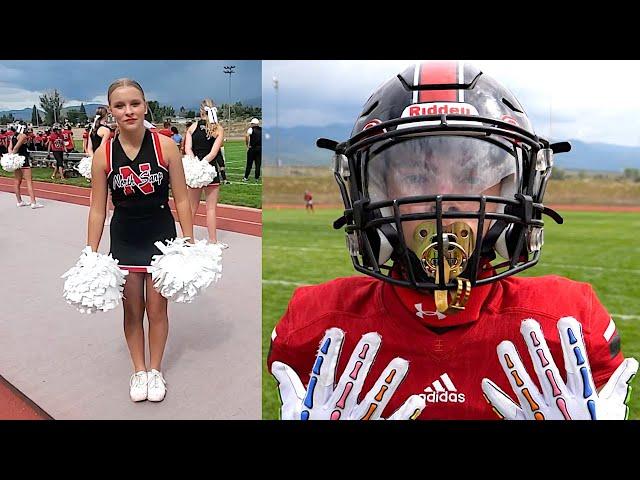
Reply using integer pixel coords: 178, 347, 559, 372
109, 202, 177, 272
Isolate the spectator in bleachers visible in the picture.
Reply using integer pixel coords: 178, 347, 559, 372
170, 126, 182, 147
0, 128, 8, 155
158, 120, 173, 138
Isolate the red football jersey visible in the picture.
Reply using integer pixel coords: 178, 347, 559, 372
49, 132, 65, 151
268, 274, 623, 420
158, 128, 173, 138
62, 129, 73, 150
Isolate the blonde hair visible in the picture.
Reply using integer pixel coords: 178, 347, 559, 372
200, 98, 220, 138
107, 78, 146, 104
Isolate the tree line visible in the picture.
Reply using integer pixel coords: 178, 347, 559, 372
0, 90, 262, 127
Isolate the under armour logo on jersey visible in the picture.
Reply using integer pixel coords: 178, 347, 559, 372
113, 163, 164, 196
414, 303, 447, 320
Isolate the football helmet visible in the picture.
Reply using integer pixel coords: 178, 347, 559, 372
318, 61, 571, 314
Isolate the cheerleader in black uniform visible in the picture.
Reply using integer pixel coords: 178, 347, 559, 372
9, 122, 43, 209
184, 99, 225, 245
86, 106, 112, 156
88, 79, 194, 403
87, 107, 115, 224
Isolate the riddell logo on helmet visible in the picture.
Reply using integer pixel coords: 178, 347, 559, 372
402, 102, 480, 118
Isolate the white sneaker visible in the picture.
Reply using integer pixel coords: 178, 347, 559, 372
129, 371, 148, 402
215, 241, 229, 249
30, 202, 44, 209
147, 369, 167, 402
16, 200, 29, 207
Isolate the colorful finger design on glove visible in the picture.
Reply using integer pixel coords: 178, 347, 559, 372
556, 317, 597, 419
301, 328, 345, 420
481, 378, 526, 420
496, 340, 547, 420
326, 332, 382, 420
353, 357, 410, 420
520, 319, 572, 420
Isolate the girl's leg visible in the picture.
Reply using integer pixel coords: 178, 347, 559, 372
14, 169, 23, 203
122, 272, 147, 373
22, 168, 36, 204
188, 186, 202, 227
145, 274, 169, 371
204, 184, 220, 243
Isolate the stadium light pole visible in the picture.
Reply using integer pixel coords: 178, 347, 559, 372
273, 76, 279, 167
223, 65, 236, 140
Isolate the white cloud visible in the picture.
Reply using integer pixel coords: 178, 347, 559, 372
0, 84, 45, 110
90, 95, 108, 104
263, 60, 640, 147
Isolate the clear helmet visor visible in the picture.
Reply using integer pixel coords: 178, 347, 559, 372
364, 135, 522, 278
366, 135, 519, 203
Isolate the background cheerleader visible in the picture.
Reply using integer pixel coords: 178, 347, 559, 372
87, 107, 115, 223
184, 99, 226, 246
88, 78, 194, 403
9, 121, 44, 209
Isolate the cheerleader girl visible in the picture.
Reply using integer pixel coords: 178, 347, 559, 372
87, 78, 194, 403
9, 122, 44, 209
87, 107, 115, 224
184, 99, 226, 246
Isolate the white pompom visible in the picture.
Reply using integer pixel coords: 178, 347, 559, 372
182, 155, 217, 188
75, 156, 93, 179
61, 246, 129, 314
149, 237, 223, 303
1, 153, 25, 172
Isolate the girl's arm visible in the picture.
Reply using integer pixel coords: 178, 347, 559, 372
162, 135, 194, 242
87, 146, 108, 251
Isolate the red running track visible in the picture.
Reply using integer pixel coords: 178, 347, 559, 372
0, 178, 262, 237
0, 376, 51, 420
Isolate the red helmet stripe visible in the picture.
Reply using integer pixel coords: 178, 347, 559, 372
418, 61, 458, 103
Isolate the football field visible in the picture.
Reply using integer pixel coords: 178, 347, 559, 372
262, 208, 640, 420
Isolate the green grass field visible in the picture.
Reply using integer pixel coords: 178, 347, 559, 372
1, 140, 262, 208
262, 208, 640, 419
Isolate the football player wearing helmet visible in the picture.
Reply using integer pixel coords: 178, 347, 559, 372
267, 61, 637, 420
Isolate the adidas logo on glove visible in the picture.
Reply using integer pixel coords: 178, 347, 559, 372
423, 373, 466, 403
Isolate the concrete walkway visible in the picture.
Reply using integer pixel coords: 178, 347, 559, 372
0, 192, 261, 419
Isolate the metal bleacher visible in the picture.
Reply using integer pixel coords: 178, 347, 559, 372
28, 150, 86, 177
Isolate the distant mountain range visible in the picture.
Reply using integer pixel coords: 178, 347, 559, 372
262, 123, 640, 172
0, 104, 104, 122
0, 96, 261, 123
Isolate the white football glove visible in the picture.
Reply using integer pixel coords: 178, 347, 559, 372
271, 328, 426, 420
482, 317, 638, 420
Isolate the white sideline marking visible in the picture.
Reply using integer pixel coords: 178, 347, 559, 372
610, 314, 640, 321
542, 263, 640, 275
263, 279, 310, 286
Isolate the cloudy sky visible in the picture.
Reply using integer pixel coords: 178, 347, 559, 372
0, 60, 261, 111
263, 60, 640, 147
